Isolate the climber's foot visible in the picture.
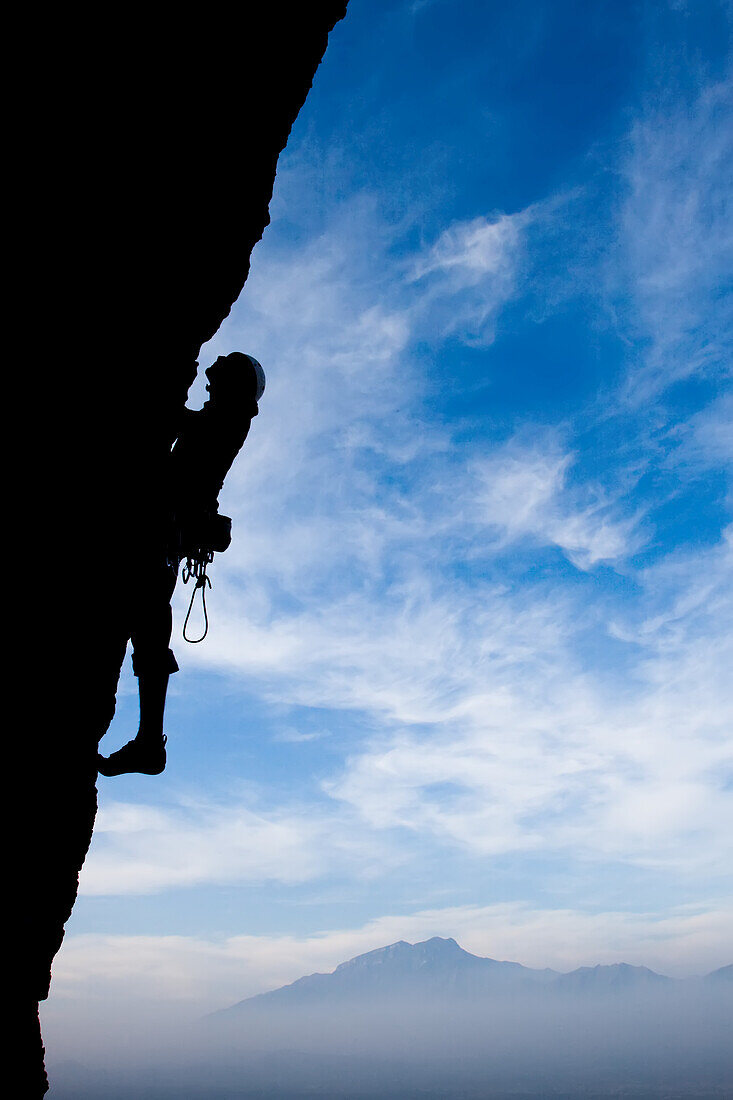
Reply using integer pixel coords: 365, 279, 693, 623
97, 735, 167, 777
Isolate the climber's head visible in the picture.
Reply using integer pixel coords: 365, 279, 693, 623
205, 353, 266, 403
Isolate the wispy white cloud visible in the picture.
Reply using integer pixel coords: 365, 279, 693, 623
159, 181, 732, 892
272, 726, 330, 743
174, 517, 732, 878
82, 796, 384, 896
470, 436, 640, 567
616, 74, 732, 402
411, 213, 524, 285
326, 530, 733, 867
409, 210, 531, 343
677, 392, 733, 472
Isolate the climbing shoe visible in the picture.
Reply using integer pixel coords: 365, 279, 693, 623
97, 734, 167, 777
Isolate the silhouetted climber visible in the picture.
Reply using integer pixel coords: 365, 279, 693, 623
97, 352, 265, 777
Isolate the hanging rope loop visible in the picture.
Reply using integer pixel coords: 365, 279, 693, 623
181, 551, 214, 643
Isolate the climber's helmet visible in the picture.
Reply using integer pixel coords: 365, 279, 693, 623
205, 352, 266, 403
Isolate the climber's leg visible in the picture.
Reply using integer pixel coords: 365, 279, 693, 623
98, 565, 179, 777
97, 648, 178, 776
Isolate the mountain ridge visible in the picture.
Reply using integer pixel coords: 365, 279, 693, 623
213, 936, 731, 1018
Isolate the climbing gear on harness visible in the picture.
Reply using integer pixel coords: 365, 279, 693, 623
182, 553, 213, 643
178, 512, 232, 643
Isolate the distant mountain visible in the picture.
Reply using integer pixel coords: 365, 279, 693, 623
199, 939, 733, 1099
217, 937, 558, 1017
704, 963, 733, 984
215, 937, 726, 1020
552, 962, 671, 993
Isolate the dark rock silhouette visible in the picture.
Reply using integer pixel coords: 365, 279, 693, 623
19, 6, 348, 1094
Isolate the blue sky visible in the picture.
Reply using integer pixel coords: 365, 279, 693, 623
44, 0, 731, 1052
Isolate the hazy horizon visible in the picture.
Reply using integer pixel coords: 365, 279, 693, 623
45, 937, 733, 1098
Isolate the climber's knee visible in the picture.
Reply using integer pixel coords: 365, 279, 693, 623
131, 647, 179, 677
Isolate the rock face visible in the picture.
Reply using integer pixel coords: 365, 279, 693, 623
19, 7, 347, 1094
